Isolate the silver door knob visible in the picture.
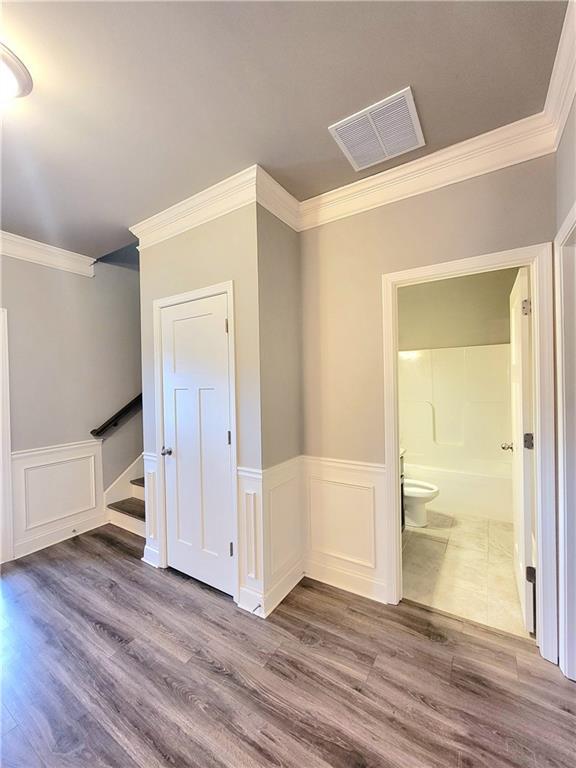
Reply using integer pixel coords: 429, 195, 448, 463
161, 447, 173, 456
501, 442, 514, 452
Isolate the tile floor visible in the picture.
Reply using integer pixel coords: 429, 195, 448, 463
402, 510, 529, 637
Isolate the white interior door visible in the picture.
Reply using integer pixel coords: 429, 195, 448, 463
509, 267, 535, 634
161, 292, 235, 595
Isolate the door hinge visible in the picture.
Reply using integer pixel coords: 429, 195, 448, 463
229, 542, 234, 557
224, 318, 229, 333
522, 298, 531, 316
227, 430, 231, 445
524, 432, 534, 449
526, 566, 536, 584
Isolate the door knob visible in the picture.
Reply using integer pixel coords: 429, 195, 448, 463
161, 447, 173, 456
501, 442, 514, 452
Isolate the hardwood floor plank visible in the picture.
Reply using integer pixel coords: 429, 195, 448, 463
1, 525, 574, 768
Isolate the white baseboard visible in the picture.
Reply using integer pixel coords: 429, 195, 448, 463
306, 558, 391, 604
11, 439, 105, 561
142, 543, 162, 568
104, 453, 143, 507
262, 560, 304, 616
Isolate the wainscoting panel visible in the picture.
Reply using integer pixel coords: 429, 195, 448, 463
11, 440, 105, 558
303, 456, 390, 603
142, 451, 162, 567
263, 457, 304, 615
237, 467, 264, 615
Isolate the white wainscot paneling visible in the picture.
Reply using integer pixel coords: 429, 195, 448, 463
11, 440, 105, 558
263, 457, 304, 616
303, 457, 389, 603
237, 467, 264, 616
142, 451, 162, 567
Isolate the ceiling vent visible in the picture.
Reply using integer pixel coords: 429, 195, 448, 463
329, 87, 425, 171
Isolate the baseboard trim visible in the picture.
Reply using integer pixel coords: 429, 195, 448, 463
142, 544, 162, 568
305, 558, 393, 605
237, 585, 265, 617
262, 561, 305, 617
13, 514, 107, 559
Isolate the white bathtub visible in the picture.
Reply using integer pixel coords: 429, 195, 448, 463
405, 463, 512, 522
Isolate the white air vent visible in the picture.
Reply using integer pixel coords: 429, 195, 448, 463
329, 87, 425, 171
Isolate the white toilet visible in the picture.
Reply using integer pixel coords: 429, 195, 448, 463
404, 479, 439, 527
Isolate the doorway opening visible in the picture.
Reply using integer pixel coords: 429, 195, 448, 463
398, 267, 531, 637
382, 244, 557, 662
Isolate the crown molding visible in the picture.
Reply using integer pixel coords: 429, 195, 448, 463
130, 165, 300, 248
546, 0, 576, 149
298, 110, 556, 230
133, 4, 574, 244
0, 231, 95, 277
130, 166, 258, 249
255, 166, 300, 231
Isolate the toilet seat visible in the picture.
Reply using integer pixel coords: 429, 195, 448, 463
404, 479, 439, 499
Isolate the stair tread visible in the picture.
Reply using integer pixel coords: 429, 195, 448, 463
130, 477, 145, 487
108, 497, 145, 521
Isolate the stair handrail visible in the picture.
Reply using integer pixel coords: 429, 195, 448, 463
90, 393, 142, 438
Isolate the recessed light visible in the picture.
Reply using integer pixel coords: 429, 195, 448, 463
0, 43, 33, 104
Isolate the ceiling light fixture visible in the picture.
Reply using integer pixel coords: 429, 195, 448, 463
0, 43, 33, 104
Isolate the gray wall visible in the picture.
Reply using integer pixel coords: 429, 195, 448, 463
398, 268, 518, 351
139, 204, 262, 468
2, 255, 142, 487
557, 98, 576, 230
257, 205, 302, 469
300, 155, 556, 464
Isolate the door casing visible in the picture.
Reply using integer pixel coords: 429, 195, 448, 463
152, 281, 239, 601
554, 201, 576, 680
382, 244, 557, 664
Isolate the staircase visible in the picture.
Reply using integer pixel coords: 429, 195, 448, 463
107, 476, 146, 537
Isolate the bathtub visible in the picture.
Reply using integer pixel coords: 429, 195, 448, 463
404, 462, 512, 522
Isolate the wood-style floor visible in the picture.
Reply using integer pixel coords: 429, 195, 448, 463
1, 525, 574, 768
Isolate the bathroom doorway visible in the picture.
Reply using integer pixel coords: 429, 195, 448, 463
398, 268, 531, 636
381, 245, 557, 660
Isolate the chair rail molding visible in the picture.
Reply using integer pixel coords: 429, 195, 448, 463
1, 231, 96, 277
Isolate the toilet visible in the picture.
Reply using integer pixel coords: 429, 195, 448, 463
404, 479, 439, 527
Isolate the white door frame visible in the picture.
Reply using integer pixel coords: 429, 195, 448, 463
0, 308, 13, 563
554, 201, 576, 680
152, 281, 239, 601
382, 243, 557, 664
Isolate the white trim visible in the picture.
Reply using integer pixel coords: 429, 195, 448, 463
554, 200, 576, 680
0, 309, 13, 563
131, 166, 299, 248
255, 167, 300, 232
382, 244, 558, 663
11, 438, 103, 459
131, 168, 258, 249
151, 282, 239, 599
545, 0, 576, 150
0, 231, 96, 277
300, 113, 555, 230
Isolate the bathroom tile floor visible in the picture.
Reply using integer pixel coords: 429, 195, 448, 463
402, 510, 529, 637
